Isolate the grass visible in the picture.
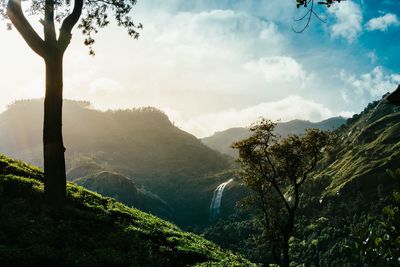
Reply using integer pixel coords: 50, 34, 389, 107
0, 154, 255, 267
314, 102, 400, 197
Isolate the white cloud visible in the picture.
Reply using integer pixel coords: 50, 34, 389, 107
244, 56, 310, 88
151, 9, 286, 62
340, 66, 400, 99
168, 95, 348, 138
63, 9, 296, 115
328, 1, 362, 43
365, 13, 400, 31
89, 78, 122, 95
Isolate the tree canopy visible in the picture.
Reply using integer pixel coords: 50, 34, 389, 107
0, 0, 142, 55
233, 118, 332, 266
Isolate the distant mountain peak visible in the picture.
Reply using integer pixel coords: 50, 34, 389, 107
202, 117, 347, 157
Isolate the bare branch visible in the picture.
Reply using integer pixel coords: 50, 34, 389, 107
292, 0, 314, 33
256, 158, 291, 212
293, 0, 332, 33
298, 152, 318, 186
6, 0, 46, 57
58, 0, 84, 52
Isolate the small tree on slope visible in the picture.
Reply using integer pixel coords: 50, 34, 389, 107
233, 118, 331, 266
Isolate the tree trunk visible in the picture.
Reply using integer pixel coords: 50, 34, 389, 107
43, 52, 66, 207
271, 242, 280, 265
282, 234, 290, 267
282, 211, 295, 267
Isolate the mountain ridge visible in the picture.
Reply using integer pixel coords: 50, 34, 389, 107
201, 116, 347, 157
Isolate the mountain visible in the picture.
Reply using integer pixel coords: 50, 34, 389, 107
0, 154, 254, 266
201, 117, 347, 157
0, 99, 230, 227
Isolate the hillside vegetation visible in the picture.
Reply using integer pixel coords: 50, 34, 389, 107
203, 97, 400, 265
0, 154, 254, 266
314, 99, 400, 197
0, 100, 229, 176
74, 171, 174, 220
0, 99, 231, 227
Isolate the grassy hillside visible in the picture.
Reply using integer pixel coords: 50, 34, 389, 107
74, 171, 174, 220
0, 154, 254, 267
314, 98, 400, 198
201, 117, 346, 157
0, 99, 231, 227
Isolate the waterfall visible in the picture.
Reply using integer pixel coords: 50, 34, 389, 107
210, 178, 233, 218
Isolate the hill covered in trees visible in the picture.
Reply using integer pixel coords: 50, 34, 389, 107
204, 96, 400, 265
201, 117, 346, 157
0, 154, 254, 266
0, 99, 230, 228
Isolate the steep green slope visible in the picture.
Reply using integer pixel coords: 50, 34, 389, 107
0, 99, 230, 227
74, 171, 173, 220
201, 117, 346, 157
315, 98, 400, 198
0, 154, 254, 267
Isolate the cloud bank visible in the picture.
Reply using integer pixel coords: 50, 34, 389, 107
168, 95, 351, 138
366, 13, 399, 31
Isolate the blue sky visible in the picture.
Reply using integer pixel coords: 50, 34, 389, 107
0, 0, 399, 137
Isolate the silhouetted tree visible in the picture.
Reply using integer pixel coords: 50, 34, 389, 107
293, 0, 342, 32
0, 0, 141, 206
233, 118, 331, 266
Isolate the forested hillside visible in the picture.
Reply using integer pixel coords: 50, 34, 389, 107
0, 100, 230, 227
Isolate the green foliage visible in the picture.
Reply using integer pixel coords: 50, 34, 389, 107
351, 168, 400, 266
0, 154, 43, 180
0, 154, 255, 266
232, 118, 332, 265
74, 171, 173, 220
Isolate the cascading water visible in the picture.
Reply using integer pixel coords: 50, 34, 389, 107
210, 178, 233, 218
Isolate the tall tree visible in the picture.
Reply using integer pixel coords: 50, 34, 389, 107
233, 119, 331, 266
0, 0, 141, 206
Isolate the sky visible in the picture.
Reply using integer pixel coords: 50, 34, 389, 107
0, 0, 399, 137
